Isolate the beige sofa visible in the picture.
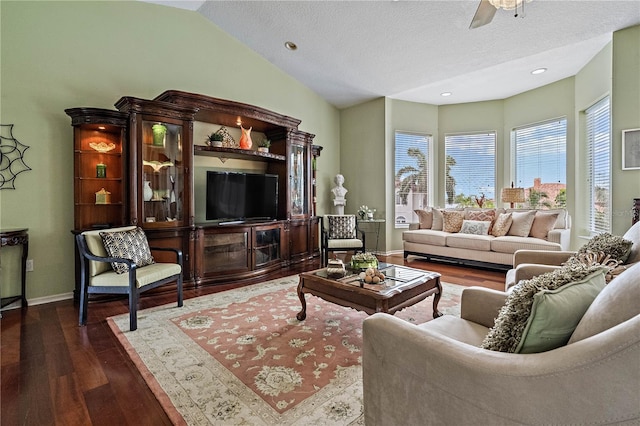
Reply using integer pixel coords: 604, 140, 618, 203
362, 260, 640, 425
403, 208, 571, 270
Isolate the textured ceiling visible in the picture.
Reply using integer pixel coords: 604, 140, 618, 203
142, 0, 640, 108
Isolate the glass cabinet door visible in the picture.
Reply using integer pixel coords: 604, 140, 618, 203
290, 143, 307, 217
141, 119, 184, 226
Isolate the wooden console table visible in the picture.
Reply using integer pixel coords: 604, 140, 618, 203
0, 228, 29, 309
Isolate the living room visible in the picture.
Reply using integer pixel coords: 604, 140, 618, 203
1, 1, 639, 424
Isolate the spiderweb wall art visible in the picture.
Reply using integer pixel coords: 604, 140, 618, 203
0, 124, 32, 190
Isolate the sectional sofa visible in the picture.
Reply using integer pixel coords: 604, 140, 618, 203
402, 208, 571, 270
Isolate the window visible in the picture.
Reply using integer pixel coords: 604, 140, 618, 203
394, 131, 432, 228
513, 118, 567, 209
586, 97, 611, 234
444, 132, 496, 208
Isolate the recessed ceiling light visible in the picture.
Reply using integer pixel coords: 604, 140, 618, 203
284, 41, 297, 51
531, 68, 547, 75
441, 92, 452, 97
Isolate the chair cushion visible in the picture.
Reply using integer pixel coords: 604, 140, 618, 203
515, 269, 606, 353
327, 238, 363, 249
100, 227, 155, 274
481, 264, 607, 353
90, 263, 182, 288
568, 261, 640, 344
83, 226, 137, 277
328, 215, 357, 239
491, 212, 512, 237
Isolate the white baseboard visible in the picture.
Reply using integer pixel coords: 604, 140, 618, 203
0, 292, 74, 311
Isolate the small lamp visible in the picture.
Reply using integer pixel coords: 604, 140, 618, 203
501, 183, 525, 208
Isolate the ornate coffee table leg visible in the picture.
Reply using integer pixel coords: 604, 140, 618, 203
432, 277, 443, 318
296, 277, 307, 321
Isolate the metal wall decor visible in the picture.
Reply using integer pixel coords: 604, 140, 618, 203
0, 124, 32, 190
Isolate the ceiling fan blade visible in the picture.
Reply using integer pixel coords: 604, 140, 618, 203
469, 0, 497, 29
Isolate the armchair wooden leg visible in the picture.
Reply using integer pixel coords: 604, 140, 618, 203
79, 285, 88, 326
177, 276, 183, 307
129, 291, 138, 331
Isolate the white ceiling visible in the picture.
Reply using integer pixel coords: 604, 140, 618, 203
142, 0, 640, 108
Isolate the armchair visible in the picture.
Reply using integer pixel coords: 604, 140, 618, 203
320, 214, 365, 265
363, 261, 640, 425
76, 226, 183, 331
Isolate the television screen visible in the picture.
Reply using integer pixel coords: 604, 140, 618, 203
206, 171, 278, 222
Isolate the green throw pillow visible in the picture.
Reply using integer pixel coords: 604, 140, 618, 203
481, 263, 607, 353
515, 268, 606, 353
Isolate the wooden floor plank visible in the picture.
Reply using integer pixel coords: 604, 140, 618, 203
1, 258, 506, 424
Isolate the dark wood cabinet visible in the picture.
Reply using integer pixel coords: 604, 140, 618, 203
69, 90, 320, 288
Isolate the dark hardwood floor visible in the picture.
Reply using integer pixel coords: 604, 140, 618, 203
0, 254, 505, 425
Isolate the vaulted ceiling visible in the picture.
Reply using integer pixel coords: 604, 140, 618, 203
142, 1, 640, 108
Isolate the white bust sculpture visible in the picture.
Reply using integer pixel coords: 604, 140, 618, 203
331, 174, 347, 214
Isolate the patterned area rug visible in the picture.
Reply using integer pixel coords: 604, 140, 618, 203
108, 274, 464, 425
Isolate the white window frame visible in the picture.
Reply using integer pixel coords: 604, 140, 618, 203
586, 96, 611, 234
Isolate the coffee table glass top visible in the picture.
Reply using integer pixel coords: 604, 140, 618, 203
313, 263, 438, 293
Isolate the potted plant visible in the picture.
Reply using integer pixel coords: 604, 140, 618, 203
258, 139, 271, 153
206, 132, 224, 147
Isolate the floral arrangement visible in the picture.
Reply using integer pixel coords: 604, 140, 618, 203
357, 205, 375, 219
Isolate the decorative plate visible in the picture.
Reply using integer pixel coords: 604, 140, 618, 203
89, 142, 116, 153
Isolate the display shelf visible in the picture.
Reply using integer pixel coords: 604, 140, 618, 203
194, 145, 286, 162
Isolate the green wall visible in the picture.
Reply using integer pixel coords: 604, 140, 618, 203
0, 1, 340, 303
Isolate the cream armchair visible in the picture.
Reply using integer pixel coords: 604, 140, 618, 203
505, 221, 640, 291
76, 226, 183, 331
362, 261, 640, 425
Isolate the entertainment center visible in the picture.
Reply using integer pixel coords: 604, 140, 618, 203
67, 90, 322, 293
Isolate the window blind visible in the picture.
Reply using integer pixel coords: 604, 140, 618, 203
514, 118, 567, 208
586, 97, 611, 234
444, 132, 496, 207
394, 131, 431, 228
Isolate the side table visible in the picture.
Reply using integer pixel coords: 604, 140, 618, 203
1, 228, 29, 309
358, 219, 385, 253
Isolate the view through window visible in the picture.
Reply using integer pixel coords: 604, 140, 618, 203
586, 97, 611, 234
394, 131, 431, 228
513, 118, 567, 209
444, 132, 496, 208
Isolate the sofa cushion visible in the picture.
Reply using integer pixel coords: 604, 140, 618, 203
100, 227, 155, 274
414, 209, 433, 229
507, 210, 536, 237
460, 219, 491, 236
568, 261, 640, 344
481, 263, 606, 353
491, 236, 561, 254
443, 210, 465, 233
431, 208, 463, 231
622, 222, 640, 264
515, 269, 606, 353
491, 212, 512, 237
529, 211, 559, 240
402, 230, 447, 246
446, 233, 492, 251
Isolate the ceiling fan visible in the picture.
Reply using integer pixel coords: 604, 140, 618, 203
470, 0, 530, 29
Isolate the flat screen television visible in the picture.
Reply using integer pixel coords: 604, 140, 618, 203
206, 171, 278, 222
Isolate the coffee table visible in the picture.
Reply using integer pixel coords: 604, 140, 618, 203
296, 263, 442, 320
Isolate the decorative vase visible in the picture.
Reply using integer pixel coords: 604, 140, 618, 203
152, 123, 167, 147
239, 125, 252, 149
143, 181, 153, 201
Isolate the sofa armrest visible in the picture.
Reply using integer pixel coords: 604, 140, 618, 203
548, 228, 571, 250
460, 287, 507, 328
362, 313, 640, 426
513, 249, 575, 267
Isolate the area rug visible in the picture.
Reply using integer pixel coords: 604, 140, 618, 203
107, 274, 464, 425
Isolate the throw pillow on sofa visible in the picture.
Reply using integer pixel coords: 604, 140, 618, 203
507, 210, 536, 237
414, 209, 433, 229
481, 263, 606, 353
466, 209, 496, 232
491, 212, 513, 237
460, 220, 491, 235
529, 211, 560, 239
443, 210, 465, 233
